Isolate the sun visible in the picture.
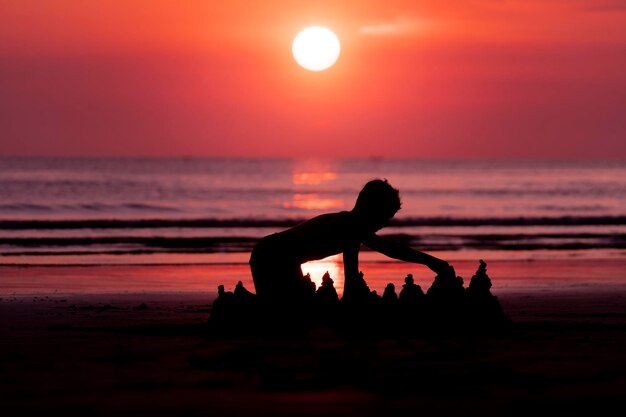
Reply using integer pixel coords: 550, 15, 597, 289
292, 26, 341, 72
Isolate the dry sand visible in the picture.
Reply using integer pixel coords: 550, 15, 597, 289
2, 289, 626, 417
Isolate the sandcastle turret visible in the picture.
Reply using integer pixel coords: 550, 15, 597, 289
399, 274, 424, 302
466, 260, 511, 329
300, 272, 317, 297
382, 283, 398, 304
468, 259, 491, 293
426, 266, 465, 298
208, 284, 235, 330
234, 280, 256, 303
209, 259, 510, 336
313, 271, 339, 326
316, 271, 339, 304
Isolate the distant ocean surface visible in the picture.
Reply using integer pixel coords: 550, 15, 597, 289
1, 157, 626, 268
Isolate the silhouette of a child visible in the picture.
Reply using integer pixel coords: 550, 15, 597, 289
249, 179, 451, 305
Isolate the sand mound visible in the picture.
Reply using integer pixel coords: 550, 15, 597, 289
209, 260, 511, 337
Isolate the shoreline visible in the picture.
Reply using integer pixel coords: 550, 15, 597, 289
2, 257, 625, 296
3, 286, 626, 324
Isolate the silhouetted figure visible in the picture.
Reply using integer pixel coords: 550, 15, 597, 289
249, 179, 451, 322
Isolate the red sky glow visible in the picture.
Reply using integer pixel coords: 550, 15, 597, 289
1, 0, 625, 159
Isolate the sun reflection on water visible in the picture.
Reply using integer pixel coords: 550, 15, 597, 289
287, 162, 343, 211
292, 172, 337, 185
289, 162, 344, 292
282, 193, 342, 210
301, 254, 343, 293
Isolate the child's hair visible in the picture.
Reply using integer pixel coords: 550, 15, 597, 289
354, 178, 402, 219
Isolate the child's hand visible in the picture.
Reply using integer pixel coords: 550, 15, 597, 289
429, 258, 453, 276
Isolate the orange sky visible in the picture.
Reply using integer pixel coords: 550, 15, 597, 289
1, 0, 625, 158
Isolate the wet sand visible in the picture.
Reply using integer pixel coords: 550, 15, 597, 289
2, 287, 626, 417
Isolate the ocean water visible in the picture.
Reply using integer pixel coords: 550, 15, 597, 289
1, 157, 625, 265
1, 157, 626, 295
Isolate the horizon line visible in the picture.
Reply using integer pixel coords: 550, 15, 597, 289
2, 155, 626, 163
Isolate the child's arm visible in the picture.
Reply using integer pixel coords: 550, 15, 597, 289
362, 234, 450, 274
342, 241, 361, 298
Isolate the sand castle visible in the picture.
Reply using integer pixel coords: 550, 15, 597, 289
209, 259, 511, 336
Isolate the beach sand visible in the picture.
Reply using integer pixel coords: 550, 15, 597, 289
2, 285, 626, 417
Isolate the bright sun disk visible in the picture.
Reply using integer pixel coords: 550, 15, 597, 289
292, 26, 341, 72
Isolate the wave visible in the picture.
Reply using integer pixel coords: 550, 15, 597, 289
400, 188, 626, 197
0, 204, 55, 212
1, 232, 625, 256
0, 236, 258, 248
2, 215, 626, 230
0, 203, 182, 214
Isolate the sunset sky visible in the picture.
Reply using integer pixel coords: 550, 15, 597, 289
1, 0, 625, 159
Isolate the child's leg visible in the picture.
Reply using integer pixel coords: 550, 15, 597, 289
249, 238, 303, 298
250, 258, 303, 300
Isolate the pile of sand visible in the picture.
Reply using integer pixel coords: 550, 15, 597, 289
210, 260, 511, 336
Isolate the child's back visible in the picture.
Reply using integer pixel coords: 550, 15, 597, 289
249, 179, 450, 307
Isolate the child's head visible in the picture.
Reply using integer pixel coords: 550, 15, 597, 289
353, 179, 401, 230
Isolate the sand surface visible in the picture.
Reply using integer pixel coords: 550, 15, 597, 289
2, 289, 626, 417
